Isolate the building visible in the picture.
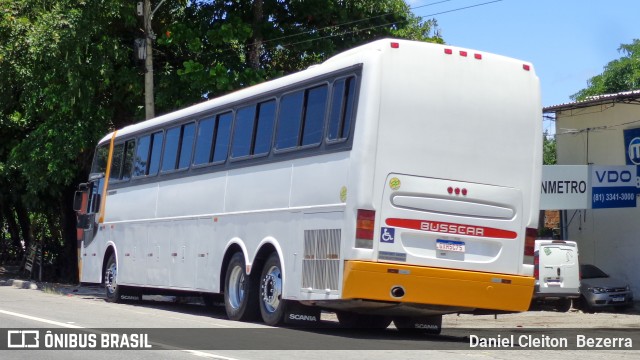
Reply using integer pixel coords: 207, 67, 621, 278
543, 90, 640, 294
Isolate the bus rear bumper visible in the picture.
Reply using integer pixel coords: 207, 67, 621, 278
342, 261, 534, 312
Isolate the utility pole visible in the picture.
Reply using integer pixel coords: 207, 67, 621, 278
143, 0, 155, 120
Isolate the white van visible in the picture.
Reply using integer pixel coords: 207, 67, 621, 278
531, 240, 580, 312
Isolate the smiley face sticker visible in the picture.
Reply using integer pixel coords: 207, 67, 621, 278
389, 177, 401, 191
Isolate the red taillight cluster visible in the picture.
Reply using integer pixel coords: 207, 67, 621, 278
355, 209, 375, 249
533, 251, 539, 279
447, 187, 468, 196
444, 48, 482, 60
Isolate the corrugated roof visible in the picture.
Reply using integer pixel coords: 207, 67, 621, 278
543, 89, 640, 113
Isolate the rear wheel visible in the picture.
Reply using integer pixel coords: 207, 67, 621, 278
337, 311, 391, 329
104, 253, 120, 303
224, 253, 259, 321
259, 253, 286, 326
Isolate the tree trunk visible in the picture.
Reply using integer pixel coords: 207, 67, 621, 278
3, 202, 22, 261
15, 200, 32, 252
248, 0, 263, 70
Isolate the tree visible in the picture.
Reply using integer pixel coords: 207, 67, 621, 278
572, 39, 640, 100
543, 132, 556, 165
0, 0, 444, 281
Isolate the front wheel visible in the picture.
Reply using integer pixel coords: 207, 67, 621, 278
224, 252, 259, 321
259, 253, 286, 326
104, 253, 120, 303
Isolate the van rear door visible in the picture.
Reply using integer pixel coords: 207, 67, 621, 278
535, 240, 580, 297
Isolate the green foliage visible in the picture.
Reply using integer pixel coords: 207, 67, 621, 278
543, 132, 557, 165
572, 39, 640, 101
153, 0, 443, 111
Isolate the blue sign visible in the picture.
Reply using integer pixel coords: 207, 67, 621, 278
380, 227, 395, 243
592, 187, 637, 209
590, 165, 640, 209
623, 128, 640, 165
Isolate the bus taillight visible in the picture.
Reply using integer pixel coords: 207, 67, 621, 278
524, 227, 536, 256
355, 209, 375, 249
533, 251, 539, 279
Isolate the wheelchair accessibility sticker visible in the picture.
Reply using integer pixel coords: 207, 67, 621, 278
381, 227, 395, 243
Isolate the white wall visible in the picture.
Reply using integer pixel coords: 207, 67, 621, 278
556, 103, 640, 293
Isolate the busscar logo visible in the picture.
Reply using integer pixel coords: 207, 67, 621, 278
8, 330, 39, 348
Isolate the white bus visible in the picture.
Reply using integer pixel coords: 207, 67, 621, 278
74, 38, 542, 331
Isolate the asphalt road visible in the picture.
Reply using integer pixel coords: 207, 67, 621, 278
0, 280, 639, 359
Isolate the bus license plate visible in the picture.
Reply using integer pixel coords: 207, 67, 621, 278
436, 240, 465, 253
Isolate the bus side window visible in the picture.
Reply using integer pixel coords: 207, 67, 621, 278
148, 131, 164, 176
109, 143, 125, 181
275, 91, 304, 150
254, 100, 276, 155
328, 76, 356, 141
231, 100, 276, 159
162, 126, 181, 172
212, 112, 232, 163
193, 117, 215, 166
91, 145, 109, 174
301, 85, 327, 146
121, 139, 136, 181
231, 105, 257, 158
178, 123, 195, 169
134, 135, 150, 177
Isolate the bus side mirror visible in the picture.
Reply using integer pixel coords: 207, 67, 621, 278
73, 191, 85, 212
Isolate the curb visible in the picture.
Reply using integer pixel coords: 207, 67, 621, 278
0, 278, 39, 290
0, 278, 104, 297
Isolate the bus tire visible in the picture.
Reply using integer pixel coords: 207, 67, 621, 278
337, 311, 391, 329
224, 252, 259, 322
259, 253, 286, 326
104, 253, 120, 303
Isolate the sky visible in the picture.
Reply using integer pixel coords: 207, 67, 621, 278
407, 0, 640, 134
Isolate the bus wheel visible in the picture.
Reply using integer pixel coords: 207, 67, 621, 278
224, 252, 259, 321
259, 253, 286, 326
337, 311, 391, 329
104, 253, 120, 303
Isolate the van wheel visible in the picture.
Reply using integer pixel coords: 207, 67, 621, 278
259, 253, 286, 326
104, 253, 121, 303
555, 298, 572, 312
337, 311, 391, 329
224, 253, 259, 321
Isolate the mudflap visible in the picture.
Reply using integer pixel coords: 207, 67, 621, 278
118, 286, 143, 302
393, 315, 442, 335
283, 301, 322, 327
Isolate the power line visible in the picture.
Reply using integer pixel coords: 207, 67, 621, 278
253, 0, 456, 49
204, 0, 504, 56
